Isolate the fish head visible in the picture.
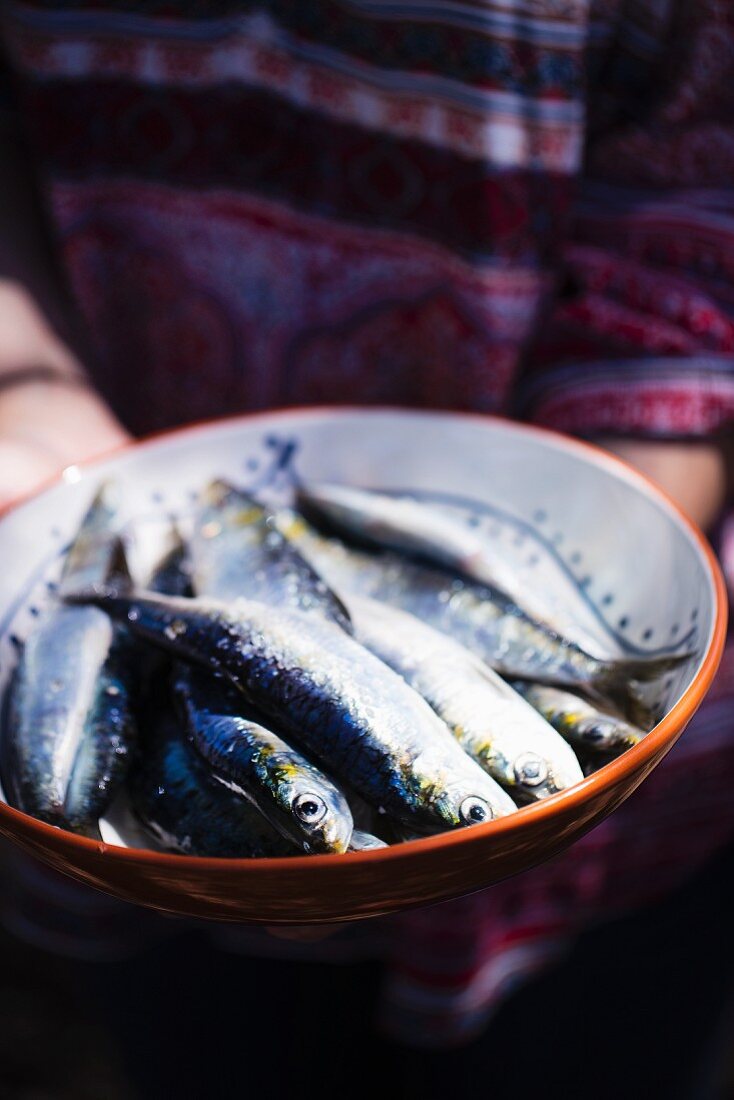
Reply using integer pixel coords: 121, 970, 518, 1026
573, 715, 642, 752
419, 756, 517, 831
432, 788, 503, 830
511, 747, 583, 802
282, 769, 354, 854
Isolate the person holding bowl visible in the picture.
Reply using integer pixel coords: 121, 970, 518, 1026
0, 4, 732, 1097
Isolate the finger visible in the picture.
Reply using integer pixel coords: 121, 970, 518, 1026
0, 439, 60, 507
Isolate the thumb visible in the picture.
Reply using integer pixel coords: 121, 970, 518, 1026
0, 438, 62, 508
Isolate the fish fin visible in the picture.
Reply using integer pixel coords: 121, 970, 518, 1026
59, 480, 121, 591
592, 651, 693, 721
583, 684, 657, 732
81, 480, 120, 526
105, 536, 134, 592
148, 528, 192, 596
621, 688, 659, 733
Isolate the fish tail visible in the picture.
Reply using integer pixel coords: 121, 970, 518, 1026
80, 481, 120, 530
107, 536, 134, 591
59, 480, 122, 590
64, 589, 233, 680
592, 651, 693, 722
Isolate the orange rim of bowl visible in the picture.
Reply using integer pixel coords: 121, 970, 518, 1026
0, 406, 727, 876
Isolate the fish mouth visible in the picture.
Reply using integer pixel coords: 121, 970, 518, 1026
287, 789, 349, 854
511, 752, 575, 802
306, 822, 353, 855
513, 752, 549, 790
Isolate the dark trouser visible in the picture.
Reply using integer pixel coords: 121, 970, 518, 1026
73, 841, 734, 1100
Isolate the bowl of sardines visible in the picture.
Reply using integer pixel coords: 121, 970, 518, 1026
0, 409, 725, 923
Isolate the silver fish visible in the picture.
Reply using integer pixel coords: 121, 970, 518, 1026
142, 534, 326, 853
1, 484, 136, 835
174, 667, 354, 853
348, 596, 583, 801
296, 482, 603, 647
190, 481, 351, 629
58, 482, 123, 596
185, 486, 356, 850
70, 588, 517, 832
295, 482, 498, 575
130, 707, 294, 858
511, 682, 645, 755
280, 511, 689, 715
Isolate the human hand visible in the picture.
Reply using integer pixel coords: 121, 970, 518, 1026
0, 282, 129, 507
599, 437, 729, 533
0, 377, 130, 507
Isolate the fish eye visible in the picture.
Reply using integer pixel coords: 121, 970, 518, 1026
514, 752, 548, 788
459, 796, 492, 826
580, 718, 616, 745
293, 793, 327, 826
582, 721, 608, 744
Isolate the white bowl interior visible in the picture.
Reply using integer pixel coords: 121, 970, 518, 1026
0, 410, 716, 847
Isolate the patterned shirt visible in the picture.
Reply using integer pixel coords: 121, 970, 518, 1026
1, 0, 733, 437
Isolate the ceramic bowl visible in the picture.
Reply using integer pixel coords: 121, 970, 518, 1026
0, 409, 726, 923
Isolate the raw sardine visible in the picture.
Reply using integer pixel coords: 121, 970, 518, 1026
130, 708, 294, 858
190, 481, 350, 629
511, 682, 645, 755
174, 667, 354, 853
0, 485, 136, 835
349, 596, 583, 801
281, 512, 688, 714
